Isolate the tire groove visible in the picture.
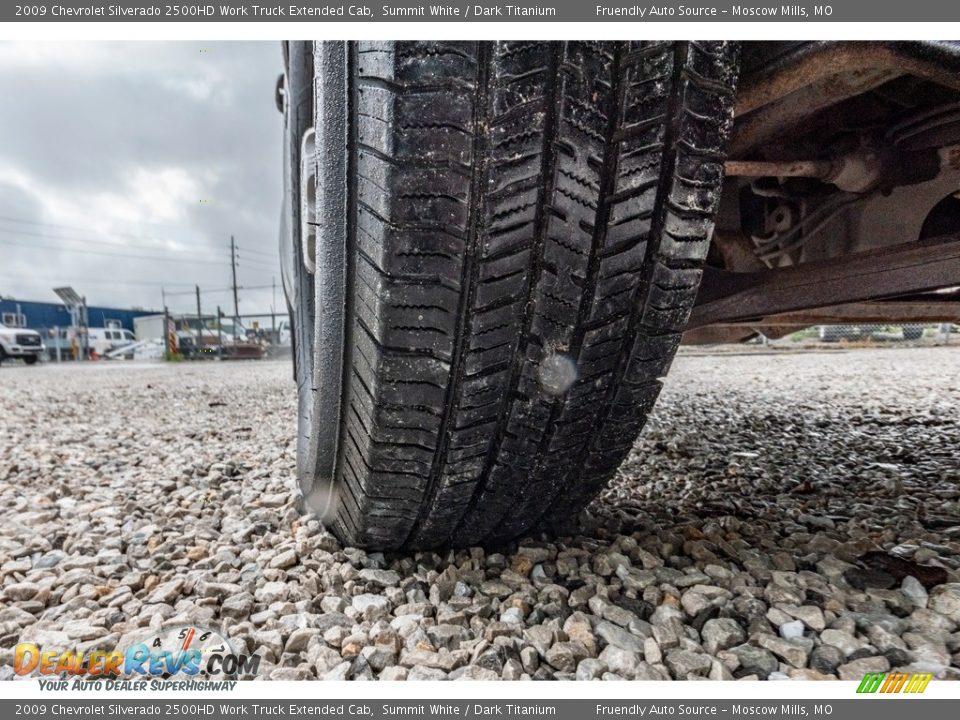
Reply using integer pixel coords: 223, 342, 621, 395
489, 41, 628, 541
404, 42, 492, 549
447, 42, 563, 546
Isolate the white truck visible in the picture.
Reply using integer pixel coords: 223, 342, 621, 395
0, 320, 44, 365
44, 326, 137, 360
133, 314, 167, 343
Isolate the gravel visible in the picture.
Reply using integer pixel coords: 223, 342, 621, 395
1, 347, 958, 681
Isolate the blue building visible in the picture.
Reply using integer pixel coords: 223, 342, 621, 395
0, 298, 158, 334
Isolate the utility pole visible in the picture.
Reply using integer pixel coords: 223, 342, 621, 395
230, 236, 239, 342
195, 285, 204, 356
163, 306, 170, 359
217, 305, 224, 360
81, 296, 89, 360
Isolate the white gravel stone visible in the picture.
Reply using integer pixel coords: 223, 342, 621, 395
255, 582, 288, 604
269, 549, 297, 569
820, 629, 868, 657
901, 576, 929, 609
598, 646, 641, 679
576, 658, 607, 681
146, 579, 183, 604
4, 582, 40, 601
837, 656, 890, 681
546, 642, 590, 673
595, 621, 644, 654
701, 618, 745, 655
665, 649, 712, 678
781, 605, 826, 632
359, 569, 400, 587
779, 620, 806, 640
929, 584, 960, 622
352, 594, 391, 619
1, 352, 956, 683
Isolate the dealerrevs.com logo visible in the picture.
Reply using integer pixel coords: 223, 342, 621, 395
15, 624, 260, 690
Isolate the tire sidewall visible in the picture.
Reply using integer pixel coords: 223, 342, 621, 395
283, 42, 319, 497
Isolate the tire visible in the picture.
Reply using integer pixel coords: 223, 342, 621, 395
819, 325, 846, 343
295, 41, 739, 550
902, 325, 924, 341
282, 42, 321, 505
23, 355, 38, 365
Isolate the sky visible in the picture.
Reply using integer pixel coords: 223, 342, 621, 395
0, 41, 285, 317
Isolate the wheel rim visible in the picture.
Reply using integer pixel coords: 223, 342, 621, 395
299, 129, 317, 275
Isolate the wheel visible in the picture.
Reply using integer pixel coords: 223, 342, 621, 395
281, 42, 324, 515
23, 355, 38, 365
819, 325, 845, 342
290, 41, 740, 550
902, 325, 924, 341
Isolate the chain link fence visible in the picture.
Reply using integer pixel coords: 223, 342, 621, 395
766, 323, 956, 348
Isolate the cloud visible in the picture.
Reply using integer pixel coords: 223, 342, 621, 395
0, 41, 285, 316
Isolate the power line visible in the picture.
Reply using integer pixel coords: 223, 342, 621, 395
0, 217, 283, 267
229, 236, 242, 337
0, 237, 230, 266
162, 284, 275, 297
163, 286, 234, 297
236, 253, 281, 268
0, 214, 169, 240
0, 216, 283, 271
235, 244, 279, 259
0, 227, 229, 263
236, 257, 281, 273
0, 271, 198, 288
0, 213, 224, 240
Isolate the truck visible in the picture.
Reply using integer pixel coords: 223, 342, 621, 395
44, 326, 136, 360
134, 313, 264, 359
278, 41, 960, 549
0, 319, 44, 365
133, 314, 168, 344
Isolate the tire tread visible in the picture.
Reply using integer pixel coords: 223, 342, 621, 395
326, 40, 739, 549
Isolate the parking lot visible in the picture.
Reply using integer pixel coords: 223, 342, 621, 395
1, 347, 958, 680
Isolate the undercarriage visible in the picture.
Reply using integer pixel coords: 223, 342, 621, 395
688, 41, 960, 344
